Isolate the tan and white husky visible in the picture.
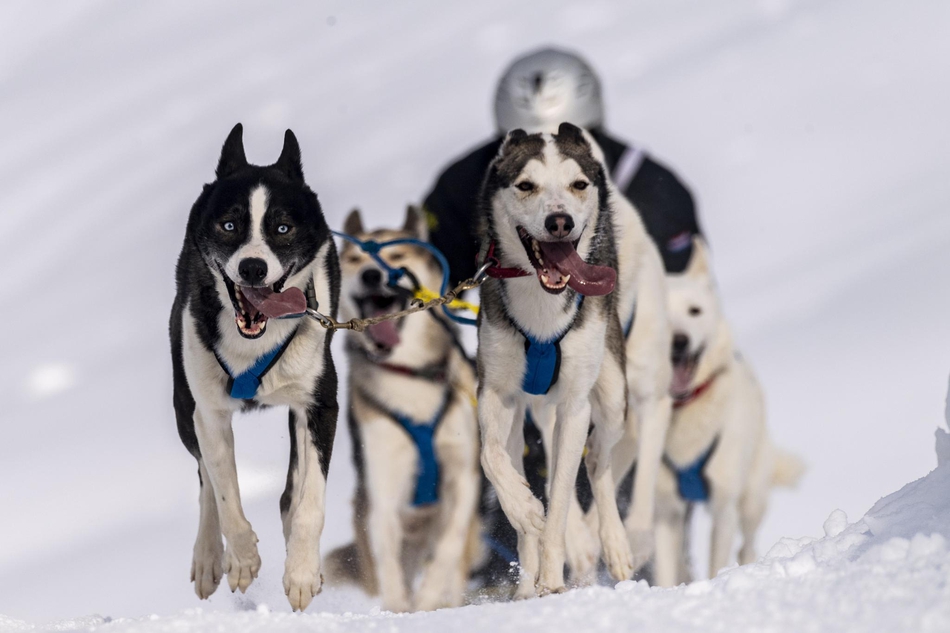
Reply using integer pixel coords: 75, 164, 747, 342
324, 207, 481, 611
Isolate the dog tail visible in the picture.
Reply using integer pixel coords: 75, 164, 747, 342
323, 542, 364, 588
771, 447, 805, 488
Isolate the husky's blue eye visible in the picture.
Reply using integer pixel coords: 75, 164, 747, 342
277, 224, 290, 234
222, 221, 235, 231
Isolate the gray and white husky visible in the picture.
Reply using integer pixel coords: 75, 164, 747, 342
654, 239, 804, 586
475, 122, 672, 597
324, 207, 481, 612
169, 124, 340, 611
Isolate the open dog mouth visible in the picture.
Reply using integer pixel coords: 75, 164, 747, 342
221, 266, 307, 339
671, 347, 703, 396
354, 292, 407, 353
517, 226, 616, 296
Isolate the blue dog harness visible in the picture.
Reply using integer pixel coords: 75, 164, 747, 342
515, 296, 585, 396
663, 438, 719, 502
362, 389, 452, 506
214, 327, 299, 400
392, 393, 452, 506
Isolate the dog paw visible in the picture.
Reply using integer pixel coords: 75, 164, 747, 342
414, 586, 447, 612
382, 595, 412, 613
537, 583, 567, 597
190, 540, 224, 599
601, 525, 634, 582
513, 576, 537, 601
565, 521, 599, 580
224, 531, 261, 594
283, 566, 323, 612
505, 491, 546, 537
626, 527, 656, 571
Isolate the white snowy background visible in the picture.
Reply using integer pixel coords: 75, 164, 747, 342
1, 0, 949, 630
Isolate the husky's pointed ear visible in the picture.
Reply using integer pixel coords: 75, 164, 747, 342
556, 121, 586, 144
216, 123, 247, 179
343, 208, 364, 236
274, 129, 304, 182
403, 205, 428, 240
499, 128, 528, 155
685, 236, 711, 278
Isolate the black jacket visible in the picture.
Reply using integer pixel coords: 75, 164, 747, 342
423, 129, 702, 283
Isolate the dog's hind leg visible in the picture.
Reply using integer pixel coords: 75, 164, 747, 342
281, 397, 337, 612
191, 459, 224, 599
624, 394, 673, 571
193, 407, 261, 595
537, 399, 591, 594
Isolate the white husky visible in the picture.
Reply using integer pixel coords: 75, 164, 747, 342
654, 239, 804, 586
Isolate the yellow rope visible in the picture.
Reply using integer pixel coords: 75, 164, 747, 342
413, 286, 479, 315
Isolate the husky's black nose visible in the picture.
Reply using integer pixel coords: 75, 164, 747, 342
238, 258, 268, 284
361, 268, 383, 287
545, 213, 575, 238
672, 333, 690, 357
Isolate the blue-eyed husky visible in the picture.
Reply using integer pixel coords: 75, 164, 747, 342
169, 123, 341, 611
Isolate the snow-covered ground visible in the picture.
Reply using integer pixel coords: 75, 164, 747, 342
2, 0, 949, 630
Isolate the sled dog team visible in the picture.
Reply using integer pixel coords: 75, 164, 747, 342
170, 121, 802, 612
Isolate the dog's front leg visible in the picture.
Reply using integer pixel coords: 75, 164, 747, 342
653, 467, 690, 587
281, 404, 334, 612
191, 459, 224, 599
479, 390, 543, 598
193, 407, 260, 594
415, 429, 480, 610
587, 361, 634, 582
624, 393, 673, 570
537, 399, 591, 594
361, 414, 415, 612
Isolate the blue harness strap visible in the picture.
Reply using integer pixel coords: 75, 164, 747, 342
516, 296, 585, 396
215, 328, 298, 400
388, 392, 452, 507
663, 437, 719, 502
623, 304, 636, 339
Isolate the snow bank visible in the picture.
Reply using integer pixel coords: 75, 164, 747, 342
4, 432, 947, 633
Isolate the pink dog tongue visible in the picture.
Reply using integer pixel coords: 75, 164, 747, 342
671, 364, 694, 395
367, 320, 400, 349
241, 286, 308, 318
537, 241, 617, 296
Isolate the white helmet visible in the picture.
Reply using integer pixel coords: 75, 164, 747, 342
494, 47, 604, 134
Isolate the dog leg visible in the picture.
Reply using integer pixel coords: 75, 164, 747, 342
192, 407, 260, 594
537, 400, 590, 594
281, 406, 333, 612
191, 459, 224, 599
587, 366, 634, 582
565, 493, 598, 585
503, 406, 542, 600
709, 490, 740, 578
479, 390, 545, 544
653, 471, 688, 587
624, 394, 672, 570
415, 431, 480, 610
361, 414, 415, 613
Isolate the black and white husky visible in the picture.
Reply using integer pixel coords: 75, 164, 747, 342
324, 207, 481, 612
169, 124, 341, 612
476, 123, 639, 597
